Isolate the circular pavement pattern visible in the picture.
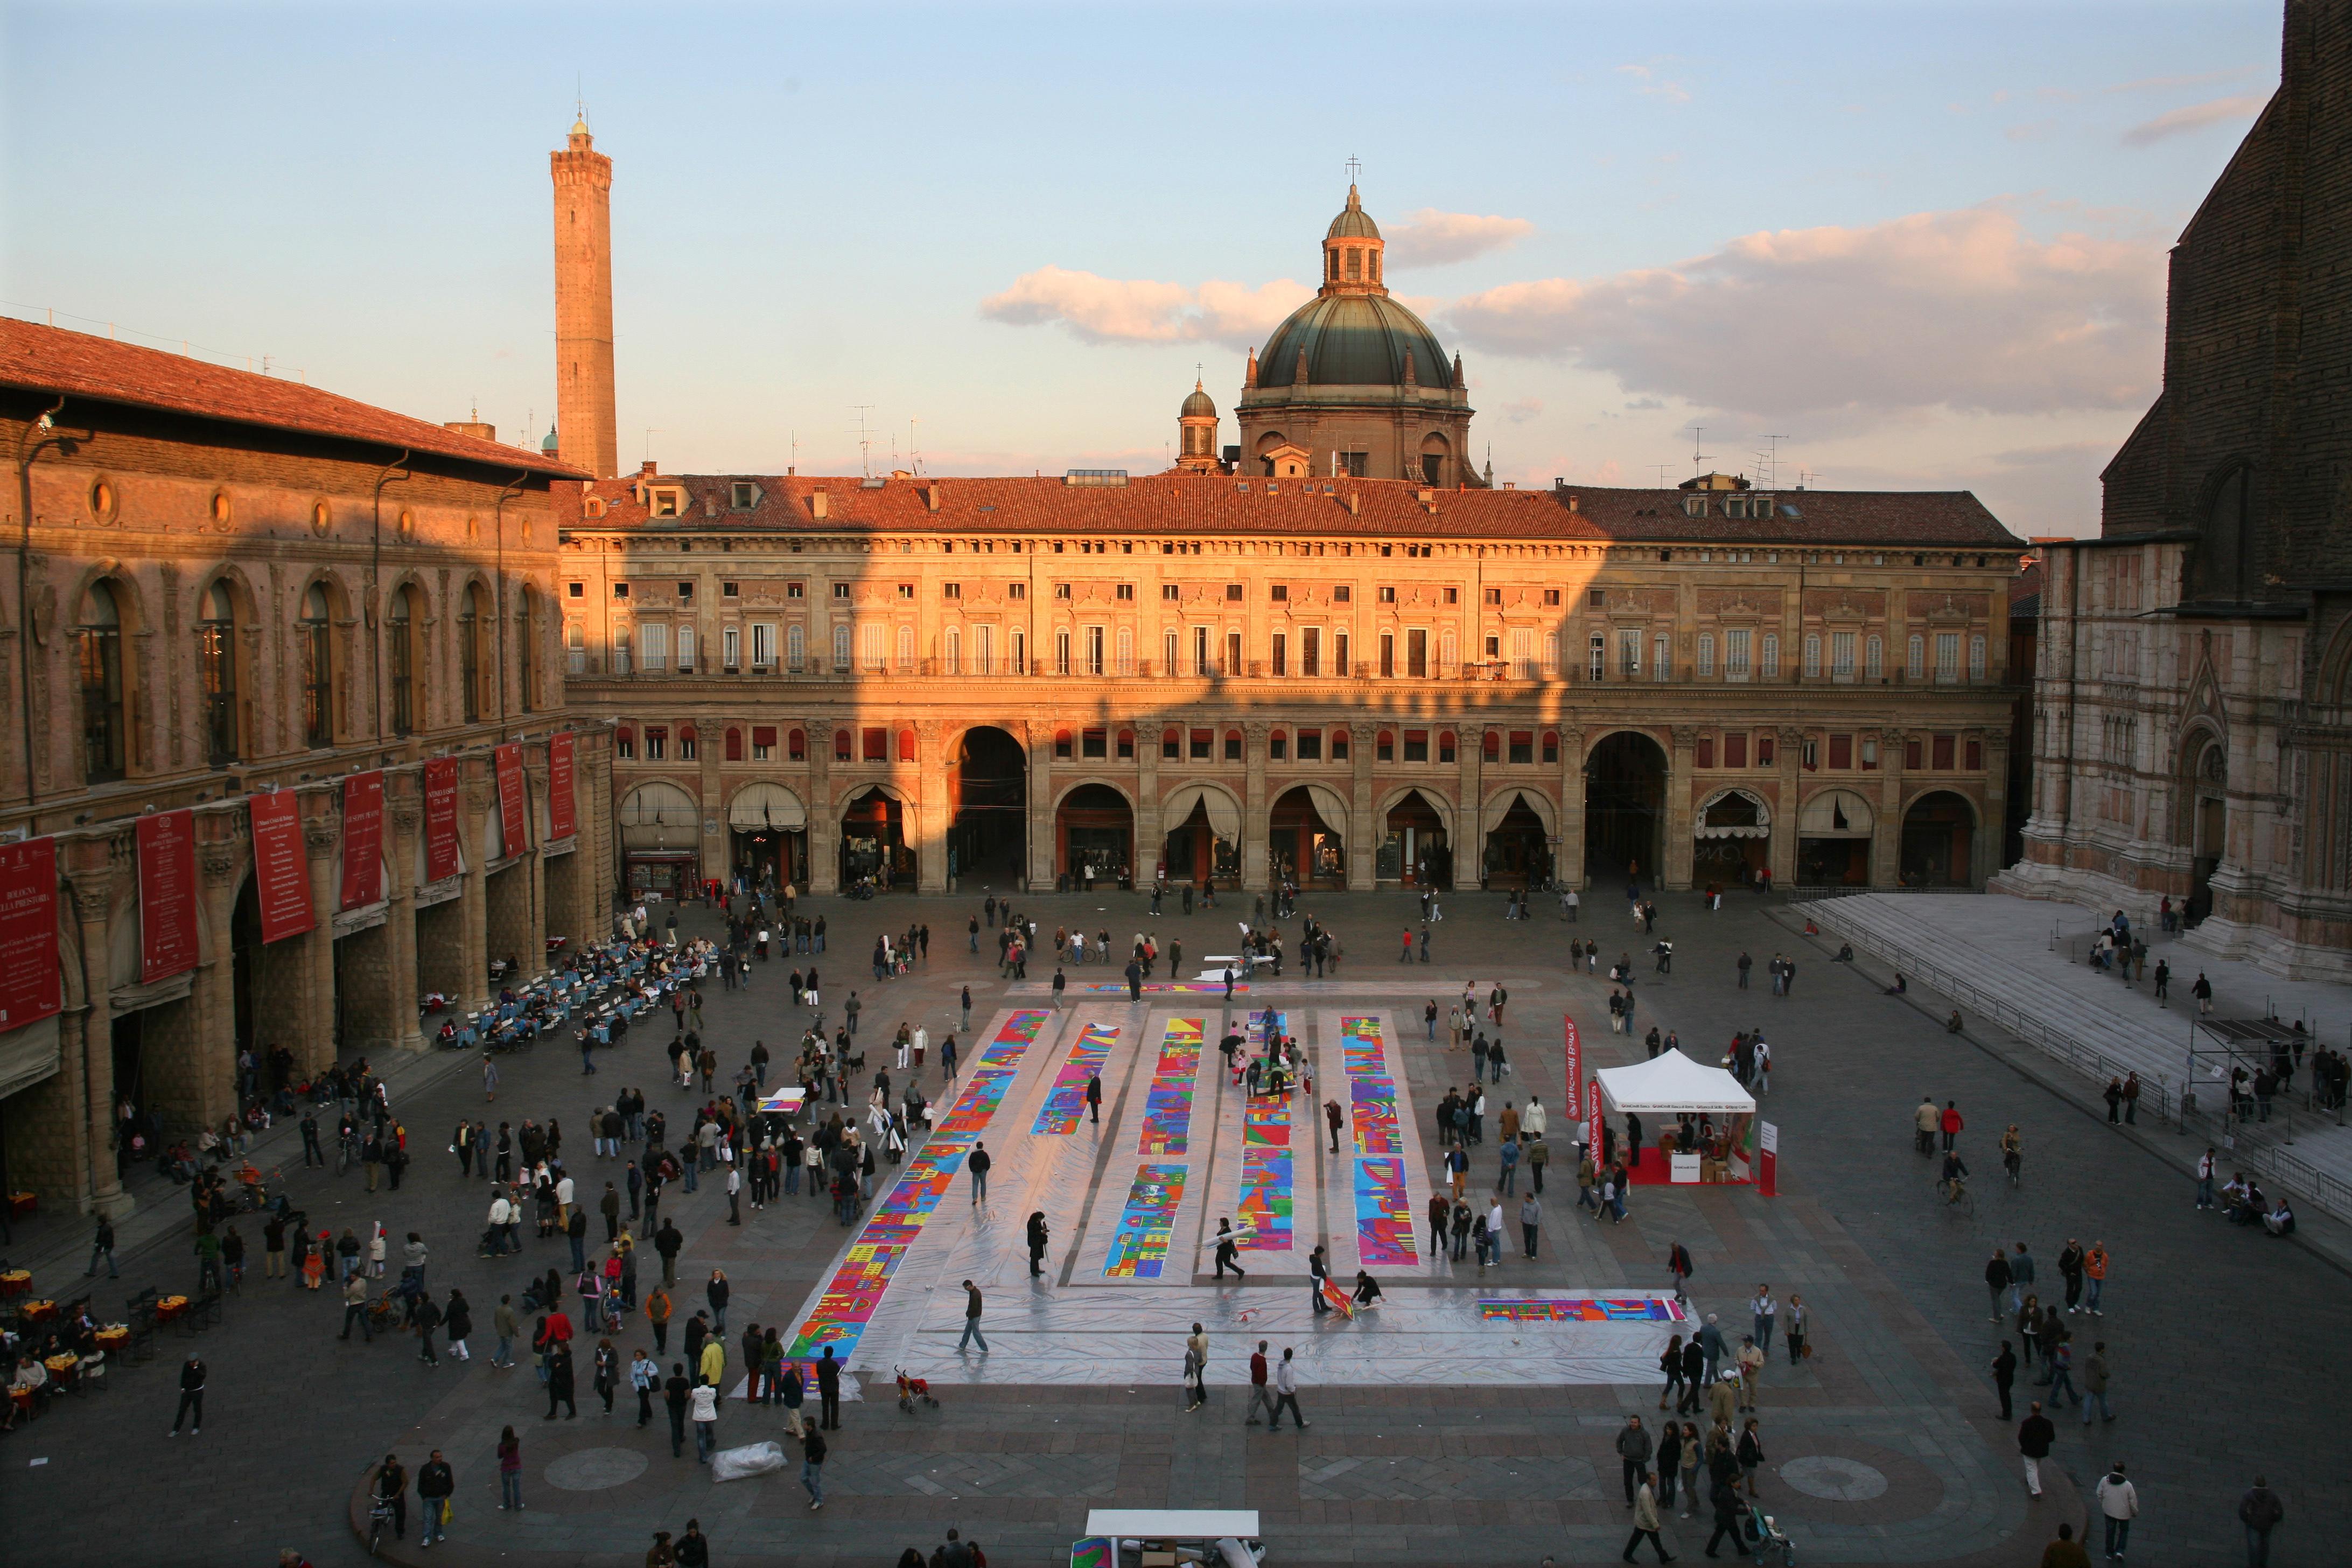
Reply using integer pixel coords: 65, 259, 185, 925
544, 1447, 650, 1492
1778, 1455, 1889, 1502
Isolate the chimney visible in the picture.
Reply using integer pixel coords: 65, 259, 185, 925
811, 488, 829, 520
639, 459, 658, 478
1347, 492, 1361, 517
923, 483, 942, 512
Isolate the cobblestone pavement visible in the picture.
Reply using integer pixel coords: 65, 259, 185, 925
5, 886, 2331, 1565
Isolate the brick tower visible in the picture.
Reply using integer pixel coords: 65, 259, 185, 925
550, 116, 619, 479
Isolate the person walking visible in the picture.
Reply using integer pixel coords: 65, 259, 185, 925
85, 1214, 118, 1279
1244, 1340, 1275, 1426
2239, 1475, 2285, 1567
169, 1354, 206, 1436
339, 1271, 373, 1342
1184, 1322, 1209, 1412
1028, 1211, 1052, 1278
1985, 1247, 2013, 1322
1520, 1192, 1541, 1259
663, 1362, 691, 1458
2018, 1401, 2055, 1497
689, 1377, 719, 1462
1269, 1347, 1307, 1431
957, 1279, 987, 1353
800, 1423, 828, 1510
1784, 1293, 1808, 1365
1615, 1415, 1653, 1507
416, 1449, 454, 1547
2081, 1342, 2115, 1424
646, 1284, 673, 1354
372, 1454, 408, 1542
1991, 1341, 2018, 1421
1704, 1474, 1747, 1559
632, 1348, 659, 1426
1623, 1471, 1674, 1563
1751, 1284, 1776, 1353
2095, 1461, 2138, 1560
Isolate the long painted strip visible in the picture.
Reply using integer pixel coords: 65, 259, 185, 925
1353, 1154, 1417, 1265
1480, 1297, 1687, 1322
1137, 1015, 1203, 1155
786, 1009, 1048, 1366
1342, 1014, 1417, 1264
1237, 1009, 1292, 1252
1103, 1164, 1189, 1278
1032, 1022, 1118, 1135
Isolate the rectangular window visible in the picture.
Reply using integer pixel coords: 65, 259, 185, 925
832, 583, 850, 600
1965, 739, 1984, 771
1193, 625, 1210, 676
1508, 730, 1533, 765
1190, 727, 1211, 760
1333, 585, 1351, 603
1269, 731, 1287, 760
1300, 627, 1319, 676
645, 726, 667, 760
1271, 633, 1287, 676
1379, 585, 1397, 604
1509, 626, 1532, 677
1829, 733, 1853, 769
677, 625, 697, 672
1054, 582, 1072, 600
610, 627, 632, 675
1335, 631, 1350, 675
1404, 729, 1429, 763
786, 582, 805, 599
1725, 733, 1748, 769
723, 625, 741, 670
1761, 633, 1781, 679
1936, 633, 1960, 683
1483, 586, 1503, 606
1589, 632, 1606, 682
1907, 635, 1926, 680
752, 725, 776, 761
1696, 736, 1716, 768
1932, 733, 1956, 769
1161, 583, 1181, 601
1086, 625, 1105, 675
1007, 582, 1026, 600
1226, 583, 1243, 601
1116, 626, 1133, 675
1380, 632, 1396, 677
748, 622, 773, 669
1653, 634, 1670, 682
862, 727, 887, 761
1865, 635, 1884, 681
1297, 728, 1322, 761
1055, 630, 1072, 675
1271, 584, 1289, 601
639, 623, 670, 673
1618, 629, 1641, 678
613, 582, 631, 600
1905, 737, 1924, 769
832, 624, 852, 671
1969, 634, 1987, 681
1443, 587, 1459, 605
1861, 738, 1878, 770
1408, 628, 1429, 678
1115, 583, 1135, 600
1439, 731, 1456, 764
1832, 631, 1855, 681
1802, 738, 1818, 771
1758, 734, 1776, 766
1543, 588, 1562, 606
941, 582, 961, 600
1082, 727, 1107, 759
1163, 628, 1178, 673
1226, 631, 1241, 674
1803, 634, 1822, 679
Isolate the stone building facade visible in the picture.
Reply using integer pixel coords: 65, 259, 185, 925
562, 467, 2022, 905
1, 319, 613, 1216
1996, 1, 2352, 978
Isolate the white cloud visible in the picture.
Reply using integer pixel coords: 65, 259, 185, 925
1443, 205, 2162, 427
1384, 208, 1535, 269
1615, 62, 1690, 104
979, 267, 1309, 348
1495, 397, 1544, 426
2122, 93, 2269, 146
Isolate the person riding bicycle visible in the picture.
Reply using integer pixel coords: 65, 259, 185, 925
1939, 1150, 1970, 1204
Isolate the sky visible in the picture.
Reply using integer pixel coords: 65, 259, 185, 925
0, 1, 2286, 537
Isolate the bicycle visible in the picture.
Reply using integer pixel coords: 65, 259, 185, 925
367, 1493, 397, 1556
1936, 1175, 1975, 1216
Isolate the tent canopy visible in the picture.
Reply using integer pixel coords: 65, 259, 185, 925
1594, 1051, 1756, 1115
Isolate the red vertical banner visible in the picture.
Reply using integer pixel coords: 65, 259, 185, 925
0, 837, 61, 1031
136, 809, 200, 985
423, 758, 461, 884
1562, 1014, 1582, 1126
495, 743, 530, 856
1758, 1121, 1779, 1197
247, 790, 314, 943
547, 731, 577, 842
341, 771, 385, 909
1586, 1078, 1604, 1157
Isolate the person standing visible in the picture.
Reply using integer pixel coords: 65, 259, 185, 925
1308, 1245, 1331, 1314
957, 1279, 988, 1353
2017, 1402, 2055, 1497
800, 1423, 828, 1510
1623, 1471, 1672, 1563
2081, 1342, 2115, 1424
663, 1362, 691, 1458
1519, 1193, 1541, 1259
372, 1454, 408, 1542
1615, 1415, 1653, 1507
967, 1142, 990, 1205
1751, 1284, 1776, 1353
545, 1340, 578, 1419
1086, 1073, 1103, 1126
496, 1426, 523, 1510
1991, 1341, 2018, 1421
416, 1450, 454, 1547
2084, 1242, 2110, 1315
1784, 1293, 1808, 1365
2239, 1474, 2285, 1567
2058, 1239, 2087, 1314
632, 1348, 660, 1426
2095, 1461, 2138, 1560
689, 1377, 719, 1462
646, 1284, 673, 1354
1184, 1322, 1209, 1412
815, 1344, 843, 1430
1269, 1347, 1307, 1431
1028, 1211, 1052, 1278
170, 1354, 206, 1436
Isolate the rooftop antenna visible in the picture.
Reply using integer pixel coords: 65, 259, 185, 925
1759, 434, 1790, 491
643, 428, 660, 465
790, 430, 800, 472
1650, 464, 1673, 488
848, 405, 876, 477
1688, 424, 1710, 479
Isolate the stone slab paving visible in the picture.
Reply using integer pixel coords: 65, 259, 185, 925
11, 887, 2333, 1565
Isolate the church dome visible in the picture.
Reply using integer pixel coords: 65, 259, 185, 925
1180, 379, 1217, 418
1256, 293, 1450, 389
1326, 184, 1381, 240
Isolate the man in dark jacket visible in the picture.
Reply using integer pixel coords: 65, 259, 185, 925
655, 1219, 683, 1285
171, 1355, 206, 1435
816, 1344, 843, 1429
413, 1291, 443, 1366
416, 1450, 455, 1546
1705, 1476, 1746, 1556
1991, 1341, 2018, 1420
1614, 1415, 1653, 1506
2239, 1475, 2285, 1565
2017, 1401, 2056, 1497
664, 1362, 691, 1457
1984, 1247, 2013, 1321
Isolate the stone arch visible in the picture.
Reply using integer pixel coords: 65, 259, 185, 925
1052, 776, 1136, 811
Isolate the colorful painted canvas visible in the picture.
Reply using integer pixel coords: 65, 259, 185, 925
1103, 1164, 1189, 1278
1137, 1016, 1203, 1155
1033, 1023, 1117, 1135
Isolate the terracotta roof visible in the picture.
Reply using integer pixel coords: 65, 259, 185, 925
0, 317, 586, 479
570, 472, 2022, 549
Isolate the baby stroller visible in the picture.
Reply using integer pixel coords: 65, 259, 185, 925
894, 1366, 939, 1413
1741, 1500, 1796, 1565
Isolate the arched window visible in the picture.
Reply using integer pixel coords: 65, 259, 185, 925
1865, 634, 1884, 682
898, 727, 918, 762
1377, 728, 1395, 762
1161, 726, 1180, 759
388, 583, 424, 735
1269, 728, 1287, 760
78, 580, 128, 782
197, 578, 240, 764
726, 727, 743, 762
566, 621, 586, 674
679, 724, 698, 761
300, 582, 335, 746
1438, 730, 1457, 764
517, 585, 538, 712
1054, 727, 1073, 760
1542, 730, 1560, 763
895, 624, 915, 671
788, 727, 806, 761
1907, 634, 1926, 680
459, 583, 491, 723
1482, 730, 1501, 761
1331, 727, 1351, 760
833, 729, 851, 761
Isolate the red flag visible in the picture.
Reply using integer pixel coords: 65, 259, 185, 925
247, 790, 313, 943
136, 809, 200, 985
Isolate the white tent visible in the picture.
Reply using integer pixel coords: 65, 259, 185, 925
1594, 1051, 1756, 1116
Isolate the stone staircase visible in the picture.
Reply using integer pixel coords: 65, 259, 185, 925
1790, 892, 2352, 1222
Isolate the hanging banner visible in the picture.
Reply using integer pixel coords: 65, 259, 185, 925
495, 743, 530, 857
340, 770, 384, 909
548, 731, 577, 843
1563, 1014, 1582, 1125
1587, 1077, 1605, 1161
1757, 1121, 1778, 1197
0, 837, 61, 1031
247, 790, 313, 944
423, 758, 461, 884
137, 809, 200, 985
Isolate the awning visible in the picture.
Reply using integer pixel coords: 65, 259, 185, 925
1301, 783, 1351, 846
1696, 787, 1772, 841
728, 781, 807, 831
1162, 782, 1240, 842
1483, 788, 1553, 838
1594, 1051, 1757, 1115
618, 781, 698, 851
1797, 788, 1875, 838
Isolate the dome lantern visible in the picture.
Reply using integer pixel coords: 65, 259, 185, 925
1321, 184, 1387, 296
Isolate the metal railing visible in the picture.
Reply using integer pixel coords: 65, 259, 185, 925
1799, 900, 2352, 1223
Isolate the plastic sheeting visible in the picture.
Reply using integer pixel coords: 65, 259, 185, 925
710, 1440, 788, 1482
776, 1003, 1681, 1389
